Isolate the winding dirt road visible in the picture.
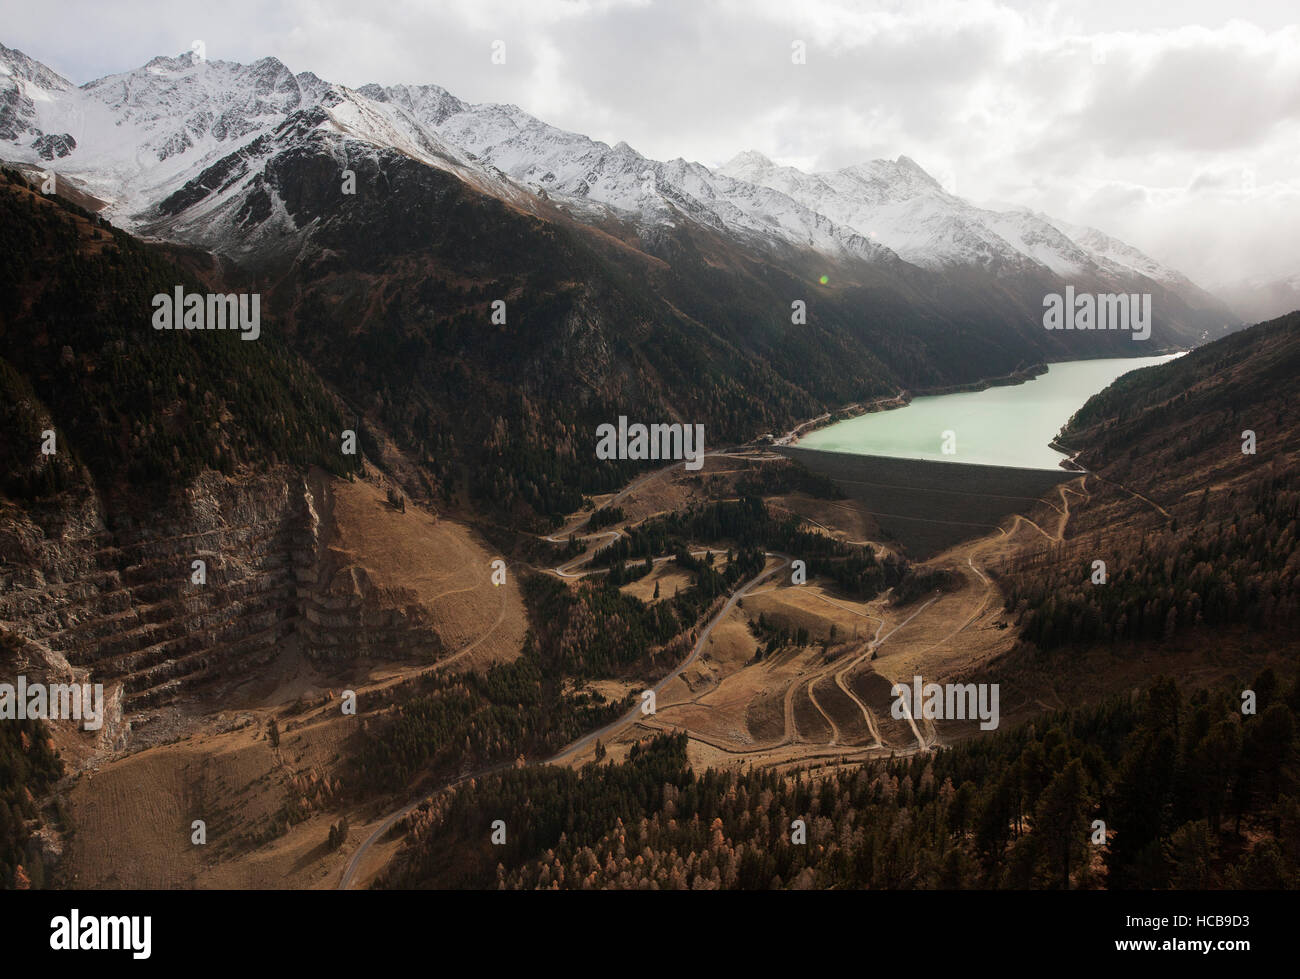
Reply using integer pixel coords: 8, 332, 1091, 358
338, 552, 790, 889
340, 442, 1087, 887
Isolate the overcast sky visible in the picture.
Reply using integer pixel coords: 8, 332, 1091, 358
6, 0, 1298, 287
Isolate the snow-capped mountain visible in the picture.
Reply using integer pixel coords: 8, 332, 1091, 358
1, 40, 896, 267
718, 150, 1199, 291
0, 42, 75, 155
0, 47, 533, 240
406, 94, 894, 263
4, 47, 321, 202
0, 41, 1232, 343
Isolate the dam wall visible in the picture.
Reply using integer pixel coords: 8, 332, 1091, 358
778, 446, 1077, 558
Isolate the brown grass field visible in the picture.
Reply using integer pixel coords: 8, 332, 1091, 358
59, 473, 526, 889
55, 453, 1292, 888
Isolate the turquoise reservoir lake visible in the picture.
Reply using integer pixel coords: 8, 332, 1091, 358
797, 355, 1183, 470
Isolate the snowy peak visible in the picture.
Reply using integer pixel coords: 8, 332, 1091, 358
355, 82, 468, 128
0, 42, 73, 90
1, 46, 360, 215
80, 51, 319, 145
294, 71, 333, 104
892, 155, 941, 188
719, 149, 1190, 285
0, 43, 74, 151
141, 51, 203, 73
834, 156, 947, 202
424, 108, 896, 262
0, 39, 1214, 308
1040, 214, 1190, 287
722, 149, 774, 172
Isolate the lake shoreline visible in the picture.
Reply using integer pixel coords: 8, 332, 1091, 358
910, 361, 1050, 398
788, 353, 1184, 470
773, 364, 1054, 447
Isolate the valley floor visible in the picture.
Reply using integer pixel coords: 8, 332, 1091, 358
48, 443, 1293, 890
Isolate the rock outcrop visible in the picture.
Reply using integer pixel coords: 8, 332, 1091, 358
0, 465, 447, 749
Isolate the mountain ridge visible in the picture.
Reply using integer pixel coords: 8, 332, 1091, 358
0, 40, 1234, 347
0, 41, 1250, 527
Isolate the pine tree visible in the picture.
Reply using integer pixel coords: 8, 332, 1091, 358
1034, 758, 1090, 889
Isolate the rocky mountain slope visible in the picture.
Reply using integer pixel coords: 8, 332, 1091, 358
998, 310, 1299, 665
0, 171, 482, 744
2, 42, 1233, 352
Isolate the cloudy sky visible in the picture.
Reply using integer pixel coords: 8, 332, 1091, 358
6, 0, 1298, 288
